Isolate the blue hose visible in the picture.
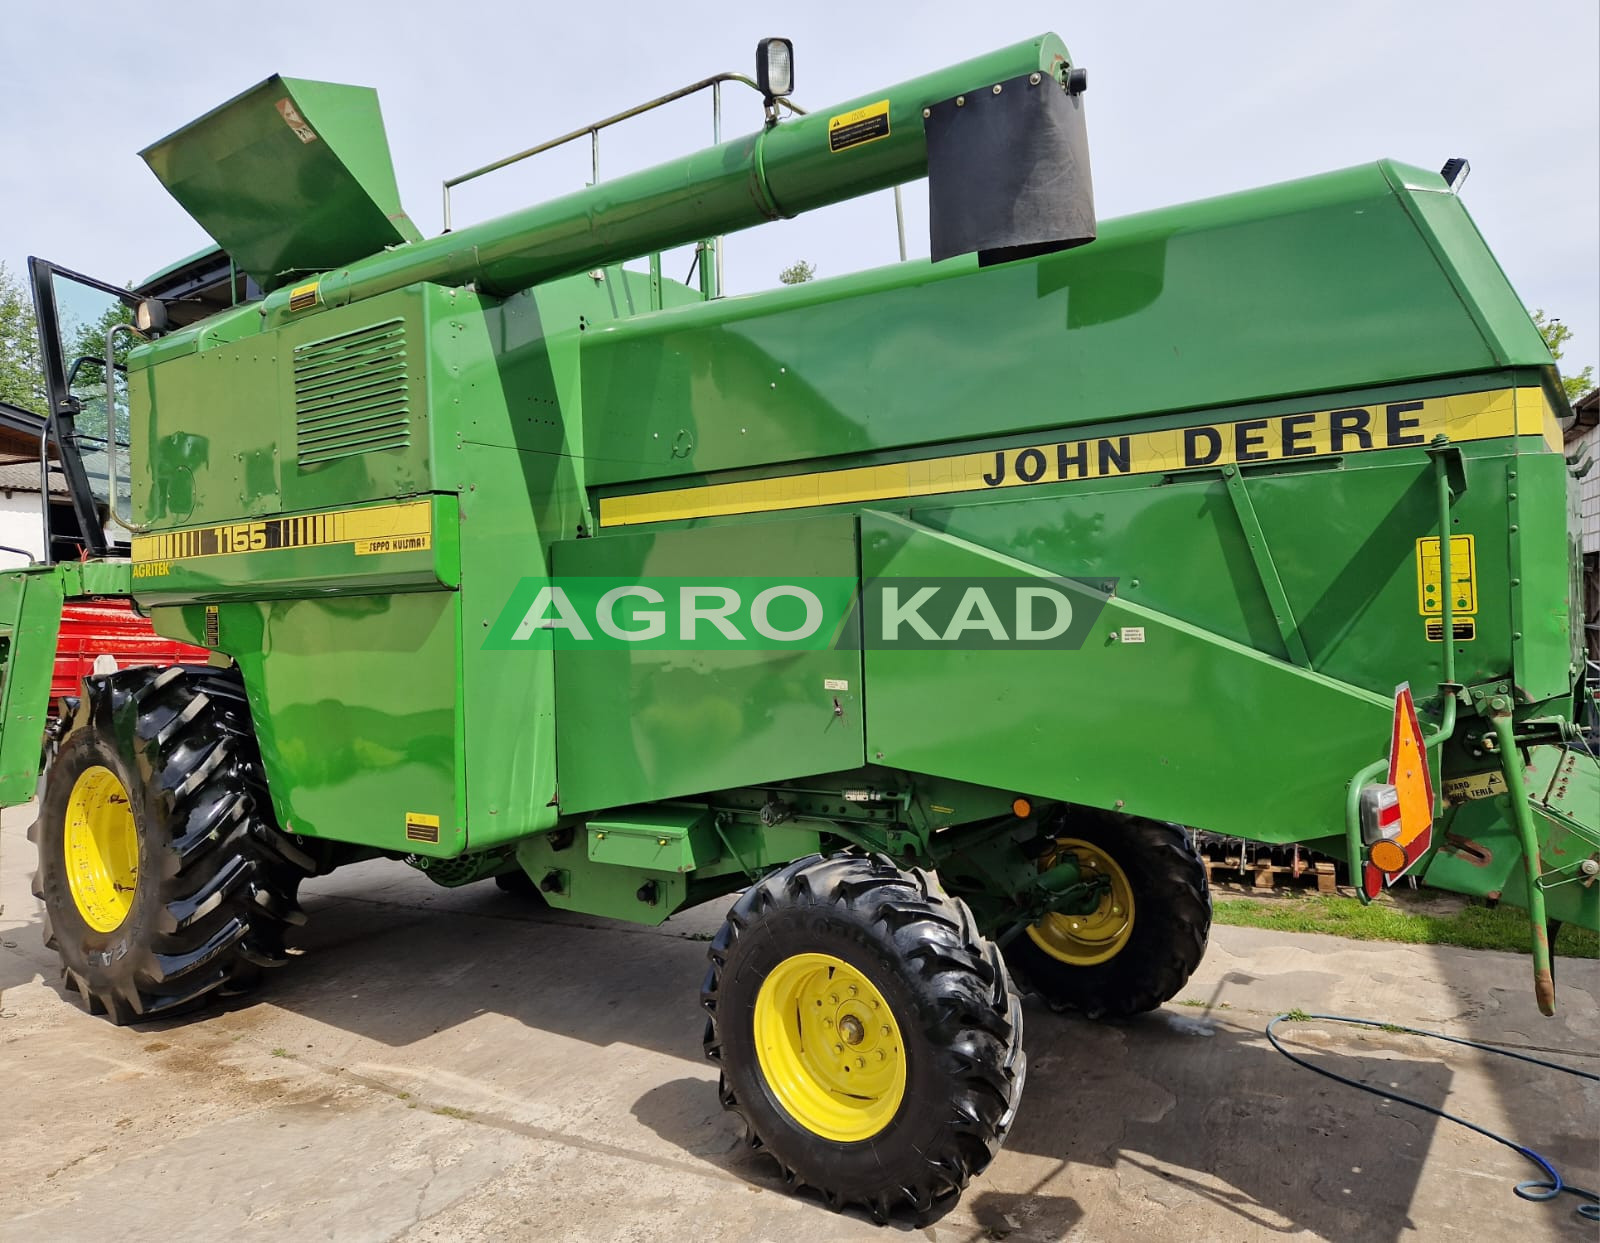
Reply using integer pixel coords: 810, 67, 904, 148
1266, 1012, 1599, 1223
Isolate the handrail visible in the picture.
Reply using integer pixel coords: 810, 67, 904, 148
440, 73, 806, 232
103, 323, 151, 534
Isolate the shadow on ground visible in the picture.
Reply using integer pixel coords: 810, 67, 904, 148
9, 860, 1596, 1242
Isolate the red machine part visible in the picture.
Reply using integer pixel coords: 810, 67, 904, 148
53, 600, 211, 709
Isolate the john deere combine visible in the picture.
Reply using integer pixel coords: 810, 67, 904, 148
2, 33, 1594, 1221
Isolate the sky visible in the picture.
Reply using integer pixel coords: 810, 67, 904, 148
3, 0, 1596, 382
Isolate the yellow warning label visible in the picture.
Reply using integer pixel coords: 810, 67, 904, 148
288, 280, 322, 312
829, 99, 891, 152
1416, 535, 1476, 616
1442, 770, 1506, 803
405, 813, 441, 844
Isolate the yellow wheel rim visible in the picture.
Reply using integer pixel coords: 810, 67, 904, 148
1025, 838, 1135, 966
753, 952, 908, 1142
63, 765, 140, 934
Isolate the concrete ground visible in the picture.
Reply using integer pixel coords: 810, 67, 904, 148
1, 803, 1595, 1243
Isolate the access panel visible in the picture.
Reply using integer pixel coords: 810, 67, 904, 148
552, 514, 863, 812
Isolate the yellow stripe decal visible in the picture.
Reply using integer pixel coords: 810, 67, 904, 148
598, 387, 1554, 529
131, 500, 432, 564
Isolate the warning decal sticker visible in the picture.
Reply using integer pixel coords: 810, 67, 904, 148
405, 813, 441, 845
829, 100, 891, 153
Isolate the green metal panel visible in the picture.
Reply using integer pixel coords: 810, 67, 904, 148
0, 566, 66, 805
273, 289, 436, 514
1425, 745, 1598, 931
141, 74, 420, 290
586, 808, 718, 872
132, 495, 457, 606
515, 831, 686, 926
453, 436, 578, 847
200, 590, 464, 856
1385, 162, 1557, 379
859, 508, 1393, 842
55, 560, 133, 599
513, 812, 824, 925
132, 329, 282, 523
1507, 449, 1581, 703
552, 515, 864, 813
580, 162, 1542, 492
133, 287, 443, 532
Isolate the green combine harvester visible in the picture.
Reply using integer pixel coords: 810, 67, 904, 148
2, 33, 1594, 1221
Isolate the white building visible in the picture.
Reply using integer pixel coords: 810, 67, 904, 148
0, 403, 54, 567
1566, 388, 1599, 663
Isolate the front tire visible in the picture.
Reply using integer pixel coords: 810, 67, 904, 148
701, 853, 1024, 1223
1004, 811, 1210, 1019
29, 665, 314, 1023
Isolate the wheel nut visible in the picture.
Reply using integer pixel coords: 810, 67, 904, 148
856, 1057, 866, 1069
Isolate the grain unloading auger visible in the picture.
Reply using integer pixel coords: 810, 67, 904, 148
2, 33, 1594, 1221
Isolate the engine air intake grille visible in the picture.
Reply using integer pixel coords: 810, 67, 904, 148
293, 319, 410, 466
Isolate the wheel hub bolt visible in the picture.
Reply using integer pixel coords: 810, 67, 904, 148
839, 1015, 866, 1046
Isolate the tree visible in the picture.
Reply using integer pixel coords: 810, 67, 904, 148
778, 259, 816, 285
1533, 309, 1595, 402
0, 261, 45, 412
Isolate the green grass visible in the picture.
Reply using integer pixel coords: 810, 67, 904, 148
1211, 893, 1598, 958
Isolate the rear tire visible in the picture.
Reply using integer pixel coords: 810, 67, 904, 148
29, 665, 313, 1023
702, 853, 1024, 1223
1004, 811, 1210, 1019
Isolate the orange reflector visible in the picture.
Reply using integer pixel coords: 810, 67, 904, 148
1363, 684, 1438, 900
1369, 838, 1407, 872
1388, 683, 1434, 844
1012, 798, 1032, 818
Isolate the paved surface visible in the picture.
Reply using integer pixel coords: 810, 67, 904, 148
2, 802, 1596, 1243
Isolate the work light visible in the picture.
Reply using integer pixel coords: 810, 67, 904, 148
757, 38, 794, 103
134, 298, 168, 336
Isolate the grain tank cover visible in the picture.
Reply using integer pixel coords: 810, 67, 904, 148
141, 75, 422, 292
